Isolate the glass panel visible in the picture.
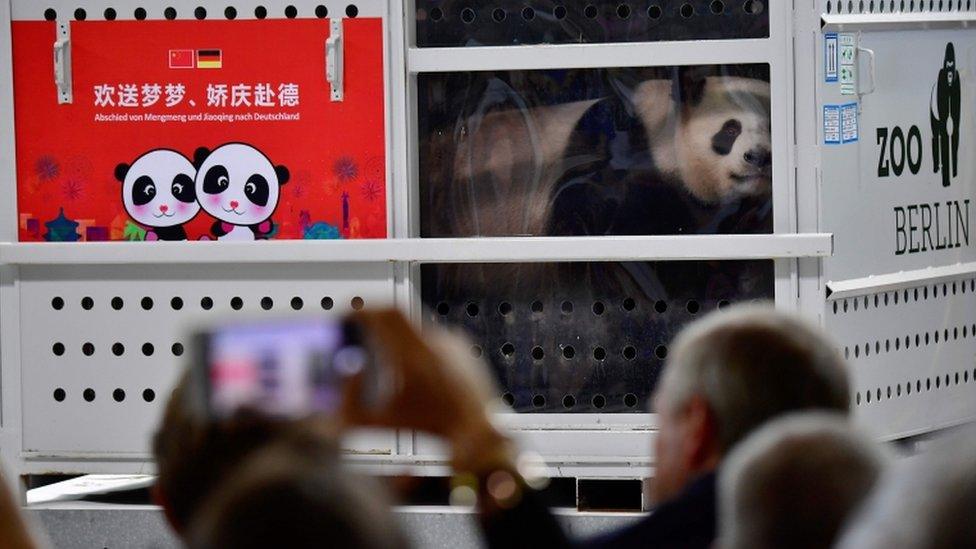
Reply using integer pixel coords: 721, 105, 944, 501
422, 260, 774, 413
416, 0, 769, 47
420, 65, 772, 238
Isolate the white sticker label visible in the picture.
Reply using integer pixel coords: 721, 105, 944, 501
824, 105, 841, 144
841, 102, 859, 143
825, 33, 839, 82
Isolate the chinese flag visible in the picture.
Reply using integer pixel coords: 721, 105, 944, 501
169, 49, 194, 69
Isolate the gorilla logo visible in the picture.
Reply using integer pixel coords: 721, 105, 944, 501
931, 42, 960, 188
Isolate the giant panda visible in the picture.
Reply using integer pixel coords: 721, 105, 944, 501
115, 149, 199, 241
194, 143, 290, 241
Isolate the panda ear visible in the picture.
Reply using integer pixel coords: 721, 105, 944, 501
275, 165, 290, 185
193, 147, 211, 169
114, 163, 130, 183
672, 67, 707, 107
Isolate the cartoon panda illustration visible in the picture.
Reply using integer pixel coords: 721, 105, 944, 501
115, 149, 199, 241
193, 143, 290, 241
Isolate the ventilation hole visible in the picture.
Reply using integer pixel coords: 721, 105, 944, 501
285, 5, 298, 18
141, 297, 154, 310
531, 301, 544, 314
286, 297, 302, 311
315, 5, 328, 18
955, 327, 960, 340
82, 297, 94, 310
617, 4, 632, 18
44, 8, 57, 20
654, 300, 668, 313
532, 394, 546, 408
345, 4, 359, 17
498, 302, 513, 316
501, 342, 515, 357
856, 392, 861, 405
914, 288, 919, 301
53, 388, 66, 402
561, 301, 574, 314
622, 298, 636, 312
351, 297, 365, 310
83, 388, 96, 402
225, 6, 237, 19
855, 345, 860, 358
927, 378, 932, 390
52, 297, 65, 310
593, 347, 607, 361
255, 5, 268, 18
492, 7, 507, 21
876, 388, 882, 401
471, 345, 483, 359
562, 345, 576, 359
522, 6, 536, 20
686, 300, 701, 314
135, 7, 147, 20
655, 345, 669, 359
907, 382, 912, 394
624, 393, 639, 408
113, 389, 126, 402
885, 340, 890, 352
923, 286, 929, 300
231, 297, 244, 310
461, 7, 476, 22
562, 395, 576, 409
864, 343, 870, 356
429, 7, 444, 21
584, 4, 599, 18
466, 302, 479, 317
718, 299, 731, 310
833, 301, 838, 314
884, 293, 889, 305
680, 3, 695, 17
623, 346, 638, 360
648, 4, 663, 18
104, 8, 117, 20
936, 376, 941, 388
112, 343, 125, 356
853, 299, 858, 311
915, 334, 921, 346
83, 342, 95, 356
170, 297, 183, 310
592, 301, 606, 315
74, 8, 87, 20
875, 342, 880, 354
322, 297, 335, 311
866, 391, 871, 403
172, 343, 184, 356
845, 347, 850, 359
917, 380, 922, 392
887, 386, 892, 399
201, 296, 214, 310
554, 5, 568, 19
164, 7, 177, 19
142, 343, 154, 356
955, 372, 960, 385
53, 342, 65, 356
502, 393, 515, 406
194, 6, 207, 19
143, 389, 156, 402
874, 295, 879, 308
531, 346, 545, 360
592, 394, 607, 409
935, 332, 940, 343
261, 297, 274, 311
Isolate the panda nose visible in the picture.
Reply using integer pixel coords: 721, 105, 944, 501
230, 200, 239, 209
159, 205, 169, 213
744, 148, 772, 168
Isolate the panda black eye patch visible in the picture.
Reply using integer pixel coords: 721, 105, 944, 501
711, 119, 743, 156
203, 165, 231, 194
171, 173, 196, 203
244, 174, 270, 207
133, 175, 156, 206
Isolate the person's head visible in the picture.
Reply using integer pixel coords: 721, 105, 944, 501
651, 304, 850, 502
186, 435, 408, 549
719, 412, 886, 549
152, 372, 308, 535
837, 428, 976, 549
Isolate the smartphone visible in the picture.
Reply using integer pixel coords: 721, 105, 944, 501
194, 317, 383, 420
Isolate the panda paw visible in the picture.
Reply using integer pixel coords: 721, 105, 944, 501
145, 231, 160, 242
258, 221, 272, 234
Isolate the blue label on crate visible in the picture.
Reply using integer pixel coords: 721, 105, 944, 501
824, 104, 842, 144
825, 33, 839, 82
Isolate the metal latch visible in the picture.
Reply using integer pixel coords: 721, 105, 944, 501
53, 20, 72, 104
326, 19, 344, 102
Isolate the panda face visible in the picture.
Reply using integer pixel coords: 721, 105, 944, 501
195, 143, 289, 226
116, 149, 199, 228
676, 77, 772, 203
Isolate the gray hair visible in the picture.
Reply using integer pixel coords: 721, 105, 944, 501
719, 412, 887, 549
656, 304, 850, 451
837, 428, 976, 549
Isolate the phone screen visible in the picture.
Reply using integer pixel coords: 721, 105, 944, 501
202, 318, 367, 419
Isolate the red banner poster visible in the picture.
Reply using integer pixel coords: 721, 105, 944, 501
12, 19, 387, 242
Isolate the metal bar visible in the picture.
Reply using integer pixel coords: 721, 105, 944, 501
826, 261, 976, 300
0, 234, 833, 266
821, 13, 976, 32
408, 39, 773, 73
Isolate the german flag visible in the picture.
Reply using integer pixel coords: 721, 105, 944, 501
196, 49, 222, 69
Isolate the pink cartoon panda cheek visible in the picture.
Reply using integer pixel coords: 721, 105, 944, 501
132, 204, 148, 215
207, 195, 222, 207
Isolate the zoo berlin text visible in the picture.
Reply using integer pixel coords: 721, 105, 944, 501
93, 112, 301, 123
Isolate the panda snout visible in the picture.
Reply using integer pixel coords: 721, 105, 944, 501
743, 148, 772, 169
